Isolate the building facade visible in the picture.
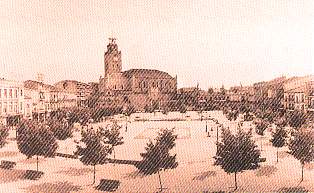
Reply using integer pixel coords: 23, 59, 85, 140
24, 80, 77, 120
97, 38, 177, 111
283, 75, 314, 113
54, 80, 93, 107
0, 78, 24, 125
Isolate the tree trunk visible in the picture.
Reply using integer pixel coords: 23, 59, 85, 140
36, 156, 39, 172
260, 137, 263, 152
93, 165, 96, 184
216, 126, 219, 143
234, 172, 238, 191
276, 148, 279, 163
301, 163, 304, 182
157, 170, 163, 192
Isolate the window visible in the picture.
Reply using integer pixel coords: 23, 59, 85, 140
0, 102, 2, 114
20, 89, 23, 96
9, 102, 13, 112
3, 102, 7, 113
0, 89, 1, 98
20, 102, 23, 111
4, 89, 7, 98
14, 103, 18, 113
15, 89, 18, 98
9, 89, 12, 98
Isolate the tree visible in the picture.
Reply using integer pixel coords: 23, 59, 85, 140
101, 121, 124, 160
137, 128, 178, 192
74, 128, 111, 184
287, 110, 307, 129
226, 110, 239, 121
288, 131, 314, 182
255, 119, 268, 151
48, 118, 73, 140
214, 127, 261, 191
0, 124, 9, 148
17, 120, 58, 172
270, 126, 287, 162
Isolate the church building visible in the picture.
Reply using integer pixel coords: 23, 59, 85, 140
98, 38, 177, 111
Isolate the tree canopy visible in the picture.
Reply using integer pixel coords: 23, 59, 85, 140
75, 129, 111, 166
101, 121, 124, 160
0, 124, 9, 148
215, 128, 260, 174
286, 111, 307, 129
17, 120, 58, 159
48, 118, 73, 140
270, 126, 287, 148
289, 131, 314, 165
137, 128, 178, 175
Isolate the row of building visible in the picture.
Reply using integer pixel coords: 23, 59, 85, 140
190, 75, 314, 113
0, 78, 94, 125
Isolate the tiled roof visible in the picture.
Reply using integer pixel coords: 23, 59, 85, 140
122, 69, 174, 79
24, 80, 58, 91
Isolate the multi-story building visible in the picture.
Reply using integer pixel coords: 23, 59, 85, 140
24, 80, 78, 120
308, 79, 314, 112
283, 75, 314, 113
54, 80, 93, 107
0, 78, 24, 125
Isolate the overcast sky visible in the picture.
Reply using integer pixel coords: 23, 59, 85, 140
0, 0, 313, 89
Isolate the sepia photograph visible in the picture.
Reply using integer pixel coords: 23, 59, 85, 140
0, 0, 313, 192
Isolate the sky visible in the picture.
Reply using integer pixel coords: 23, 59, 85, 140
0, 0, 313, 89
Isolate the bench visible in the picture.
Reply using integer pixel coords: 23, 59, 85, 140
95, 179, 120, 192
0, 160, 16, 169
24, 170, 44, 180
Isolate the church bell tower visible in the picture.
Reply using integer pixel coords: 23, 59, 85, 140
104, 38, 122, 77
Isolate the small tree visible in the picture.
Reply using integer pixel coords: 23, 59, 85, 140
270, 126, 287, 162
137, 128, 178, 192
17, 120, 58, 172
75, 129, 111, 184
0, 124, 9, 148
288, 131, 314, 182
102, 121, 124, 160
48, 118, 73, 140
255, 119, 268, 151
226, 110, 239, 121
214, 127, 261, 190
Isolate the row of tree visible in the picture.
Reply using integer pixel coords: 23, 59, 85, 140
0, 119, 178, 191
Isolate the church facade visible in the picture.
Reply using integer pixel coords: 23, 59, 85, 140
97, 38, 177, 111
